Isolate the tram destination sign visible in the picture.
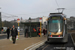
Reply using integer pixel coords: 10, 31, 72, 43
51, 17, 61, 19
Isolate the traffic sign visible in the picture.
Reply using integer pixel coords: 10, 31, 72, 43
39, 18, 42, 20
17, 18, 20, 23
39, 18, 42, 22
18, 27, 20, 32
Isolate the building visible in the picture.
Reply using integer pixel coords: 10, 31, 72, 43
67, 16, 75, 29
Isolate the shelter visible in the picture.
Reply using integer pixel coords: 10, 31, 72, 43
21, 22, 40, 37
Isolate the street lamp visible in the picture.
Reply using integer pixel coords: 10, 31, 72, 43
29, 17, 31, 38
0, 8, 2, 34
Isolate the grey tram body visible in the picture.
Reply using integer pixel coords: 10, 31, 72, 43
47, 13, 68, 43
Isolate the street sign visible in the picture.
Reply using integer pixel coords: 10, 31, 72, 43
17, 18, 20, 37
39, 18, 42, 22
18, 27, 20, 32
39, 18, 42, 19
17, 18, 20, 23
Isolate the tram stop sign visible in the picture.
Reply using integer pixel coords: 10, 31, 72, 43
39, 18, 42, 22
17, 18, 20, 23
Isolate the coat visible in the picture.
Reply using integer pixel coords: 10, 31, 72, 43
11, 28, 18, 36
43, 29, 46, 34
6, 28, 10, 34
25, 29, 28, 34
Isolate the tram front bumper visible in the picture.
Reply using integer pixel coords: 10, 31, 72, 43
47, 35, 68, 43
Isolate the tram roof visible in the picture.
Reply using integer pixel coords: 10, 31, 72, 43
50, 13, 62, 15
49, 13, 66, 18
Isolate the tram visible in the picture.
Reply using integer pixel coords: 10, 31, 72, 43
47, 13, 68, 43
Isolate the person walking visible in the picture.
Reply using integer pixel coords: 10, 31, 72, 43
11, 25, 18, 44
45, 29, 47, 34
6, 27, 10, 39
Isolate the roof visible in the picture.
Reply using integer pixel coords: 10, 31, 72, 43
21, 22, 40, 26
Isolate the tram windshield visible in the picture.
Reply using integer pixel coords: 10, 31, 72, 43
48, 20, 63, 32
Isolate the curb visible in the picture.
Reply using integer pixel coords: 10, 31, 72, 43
24, 39, 46, 50
29, 41, 45, 50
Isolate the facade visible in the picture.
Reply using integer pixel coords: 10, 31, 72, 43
67, 16, 75, 29
21, 16, 48, 24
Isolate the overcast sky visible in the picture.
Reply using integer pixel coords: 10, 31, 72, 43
0, 0, 75, 21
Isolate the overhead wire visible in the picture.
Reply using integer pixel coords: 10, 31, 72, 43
1, 12, 18, 17
55, 0, 59, 7
1, 12, 19, 21
16, 10, 52, 17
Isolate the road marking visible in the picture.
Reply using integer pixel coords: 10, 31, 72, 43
24, 39, 46, 50
29, 41, 45, 50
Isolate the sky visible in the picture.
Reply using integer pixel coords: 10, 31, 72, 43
0, 0, 75, 21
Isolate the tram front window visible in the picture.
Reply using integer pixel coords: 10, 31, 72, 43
49, 20, 63, 32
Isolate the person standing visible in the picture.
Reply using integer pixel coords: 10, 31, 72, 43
45, 29, 47, 34
43, 28, 46, 37
38, 28, 40, 37
6, 27, 10, 39
25, 28, 28, 38
11, 25, 18, 44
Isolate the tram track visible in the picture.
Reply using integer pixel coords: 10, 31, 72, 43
36, 34, 74, 50
60, 44, 65, 50
42, 45, 49, 50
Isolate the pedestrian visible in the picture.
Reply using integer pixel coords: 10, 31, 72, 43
38, 27, 40, 37
6, 27, 10, 39
43, 28, 46, 37
25, 28, 28, 38
45, 29, 47, 34
1, 27, 3, 34
11, 25, 18, 44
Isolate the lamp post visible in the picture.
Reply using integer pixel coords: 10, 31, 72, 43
29, 17, 31, 38
0, 8, 2, 34
39, 18, 42, 37
17, 18, 20, 37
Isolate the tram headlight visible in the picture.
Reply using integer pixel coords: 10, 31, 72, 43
51, 35, 52, 37
58, 35, 60, 37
